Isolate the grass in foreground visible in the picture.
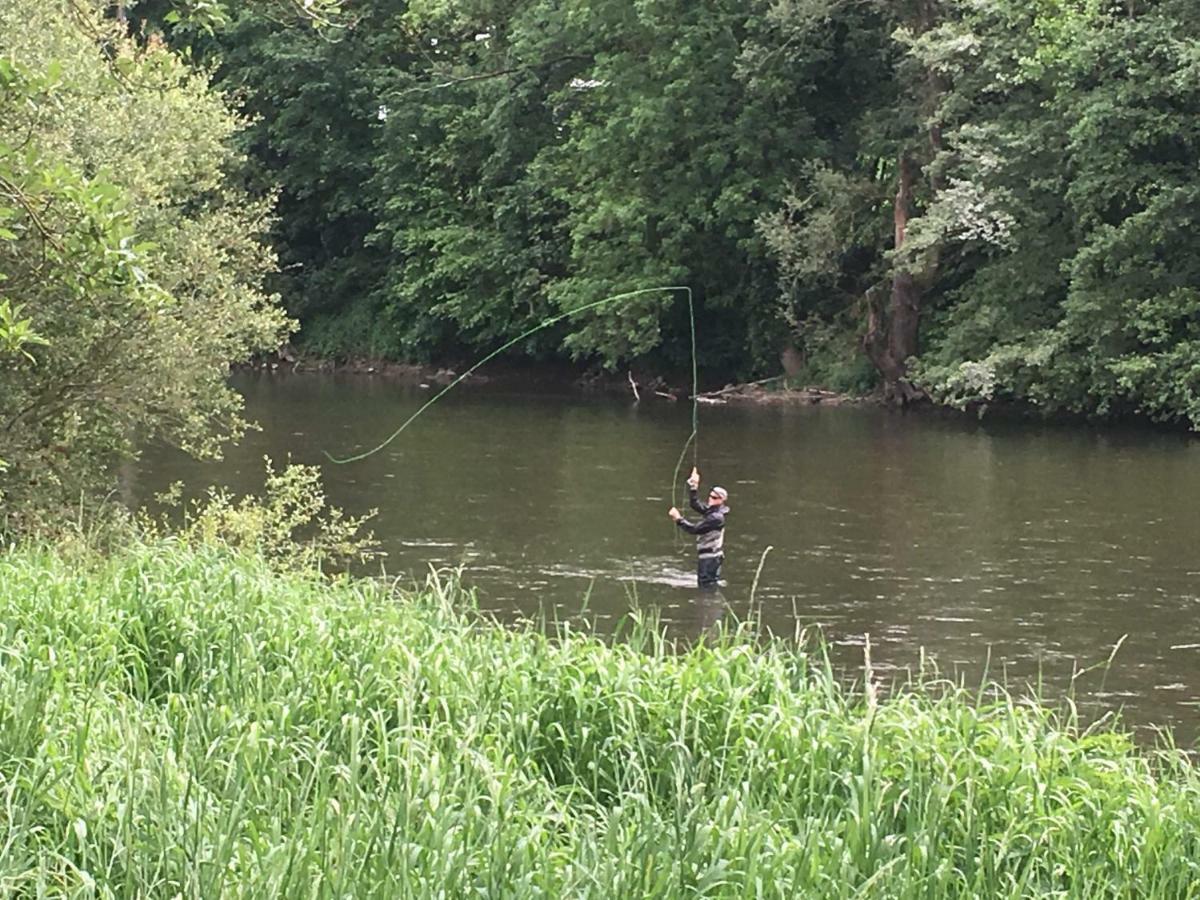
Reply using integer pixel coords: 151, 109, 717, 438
1, 541, 1199, 898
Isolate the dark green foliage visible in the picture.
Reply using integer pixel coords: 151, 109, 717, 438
524, 0, 832, 373
367, 0, 573, 361
147, 0, 1200, 424
132, 0, 402, 339
149, 0, 854, 378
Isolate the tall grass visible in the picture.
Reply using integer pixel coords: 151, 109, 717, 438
1, 541, 1199, 897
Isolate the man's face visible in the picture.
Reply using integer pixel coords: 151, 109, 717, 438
708, 490, 724, 508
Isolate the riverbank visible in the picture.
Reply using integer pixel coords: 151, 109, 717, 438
5, 540, 1200, 896
244, 352, 869, 408
248, 354, 1200, 434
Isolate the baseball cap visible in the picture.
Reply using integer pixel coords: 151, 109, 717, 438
709, 486, 728, 502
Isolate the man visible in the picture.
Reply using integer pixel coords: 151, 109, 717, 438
668, 466, 729, 588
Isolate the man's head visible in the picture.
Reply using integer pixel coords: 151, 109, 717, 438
708, 486, 728, 508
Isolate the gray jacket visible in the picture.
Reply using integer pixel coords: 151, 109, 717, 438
676, 487, 729, 558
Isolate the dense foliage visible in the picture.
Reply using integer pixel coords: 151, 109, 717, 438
133, 0, 1200, 423
912, 0, 1200, 425
141, 0, 858, 377
1, 540, 1198, 895
0, 1, 288, 528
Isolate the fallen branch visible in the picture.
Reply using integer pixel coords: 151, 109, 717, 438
626, 370, 640, 402
695, 375, 787, 400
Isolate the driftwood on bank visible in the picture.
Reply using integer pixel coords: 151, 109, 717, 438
695, 376, 855, 406
695, 376, 785, 400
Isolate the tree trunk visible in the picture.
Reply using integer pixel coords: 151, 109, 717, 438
864, 153, 925, 404
860, 0, 948, 406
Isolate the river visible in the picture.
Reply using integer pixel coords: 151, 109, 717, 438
135, 373, 1200, 744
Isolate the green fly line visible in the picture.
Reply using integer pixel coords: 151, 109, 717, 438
325, 286, 700, 509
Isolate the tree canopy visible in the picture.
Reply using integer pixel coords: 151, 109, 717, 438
44, 0, 1200, 428
0, 0, 1197, 543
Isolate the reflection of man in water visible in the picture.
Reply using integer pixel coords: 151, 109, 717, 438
668, 467, 729, 588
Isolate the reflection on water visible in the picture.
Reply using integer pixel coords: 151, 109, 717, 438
135, 373, 1200, 744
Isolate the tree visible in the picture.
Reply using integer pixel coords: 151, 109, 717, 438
529, 0, 840, 374
129, 0, 1200, 427
913, 0, 1200, 426
366, 0, 850, 376
0, 1, 287, 529
761, 0, 1200, 423
364, 0, 575, 361
127, 0, 394, 357
154, 0, 866, 379
754, 0, 961, 402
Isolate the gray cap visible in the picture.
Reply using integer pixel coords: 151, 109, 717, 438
709, 486, 728, 502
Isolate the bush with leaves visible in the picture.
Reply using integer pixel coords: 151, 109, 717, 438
153, 457, 379, 573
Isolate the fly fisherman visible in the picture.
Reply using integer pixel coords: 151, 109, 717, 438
668, 467, 729, 588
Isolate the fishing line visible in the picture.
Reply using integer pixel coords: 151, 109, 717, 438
325, 286, 701, 479
668, 289, 699, 513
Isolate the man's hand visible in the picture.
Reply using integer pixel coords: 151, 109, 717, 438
687, 467, 700, 490
668, 507, 682, 521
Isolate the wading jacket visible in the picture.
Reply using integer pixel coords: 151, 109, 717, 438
676, 487, 729, 559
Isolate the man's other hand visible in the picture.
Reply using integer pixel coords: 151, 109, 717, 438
687, 467, 700, 489
668, 507, 682, 521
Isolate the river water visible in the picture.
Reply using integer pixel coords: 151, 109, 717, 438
136, 374, 1200, 744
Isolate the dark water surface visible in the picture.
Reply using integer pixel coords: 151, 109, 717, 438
136, 374, 1200, 743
